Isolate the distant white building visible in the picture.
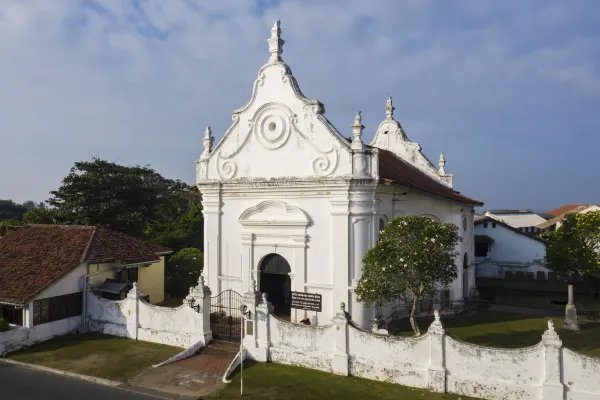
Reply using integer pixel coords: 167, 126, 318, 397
474, 216, 547, 279
196, 21, 483, 328
481, 209, 547, 235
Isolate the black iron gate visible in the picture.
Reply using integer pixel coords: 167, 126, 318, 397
210, 290, 243, 342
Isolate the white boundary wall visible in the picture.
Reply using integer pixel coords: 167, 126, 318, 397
87, 279, 213, 350
239, 293, 600, 400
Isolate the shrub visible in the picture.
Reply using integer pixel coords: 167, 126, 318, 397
0, 317, 9, 332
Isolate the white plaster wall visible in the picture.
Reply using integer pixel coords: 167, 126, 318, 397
86, 292, 129, 337
475, 223, 546, 264
27, 315, 83, 343
268, 315, 335, 372
31, 263, 88, 301
562, 348, 600, 399
376, 186, 475, 304
348, 324, 429, 388
0, 326, 28, 353
137, 301, 205, 348
212, 194, 339, 324
445, 337, 544, 399
245, 304, 600, 400
204, 62, 355, 181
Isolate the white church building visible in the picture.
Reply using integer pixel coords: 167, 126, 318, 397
196, 21, 483, 328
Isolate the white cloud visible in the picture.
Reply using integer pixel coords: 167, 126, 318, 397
0, 0, 599, 210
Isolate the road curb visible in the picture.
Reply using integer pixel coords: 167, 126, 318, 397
0, 358, 121, 387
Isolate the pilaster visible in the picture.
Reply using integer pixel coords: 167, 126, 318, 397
201, 188, 222, 295
426, 310, 446, 393
126, 282, 144, 340
541, 320, 565, 400
332, 302, 349, 376
330, 198, 350, 323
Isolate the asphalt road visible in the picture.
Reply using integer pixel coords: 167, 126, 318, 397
0, 362, 164, 400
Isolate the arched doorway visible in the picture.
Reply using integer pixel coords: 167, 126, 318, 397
259, 254, 291, 318
462, 253, 469, 299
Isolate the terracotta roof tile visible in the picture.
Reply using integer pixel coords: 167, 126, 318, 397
377, 149, 483, 206
537, 205, 591, 230
0, 225, 173, 305
546, 204, 600, 217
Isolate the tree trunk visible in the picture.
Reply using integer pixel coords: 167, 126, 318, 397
409, 296, 421, 336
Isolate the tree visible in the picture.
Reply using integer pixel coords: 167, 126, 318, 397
542, 211, 600, 296
147, 189, 203, 252
48, 158, 190, 238
355, 216, 461, 336
0, 199, 28, 221
23, 207, 57, 224
166, 248, 204, 298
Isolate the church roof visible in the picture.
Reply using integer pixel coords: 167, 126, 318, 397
377, 149, 483, 206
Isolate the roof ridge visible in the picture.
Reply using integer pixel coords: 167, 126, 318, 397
81, 226, 98, 263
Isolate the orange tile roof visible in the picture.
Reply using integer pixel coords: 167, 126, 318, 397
377, 149, 483, 206
0, 225, 172, 305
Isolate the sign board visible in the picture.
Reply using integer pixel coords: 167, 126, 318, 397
291, 291, 322, 312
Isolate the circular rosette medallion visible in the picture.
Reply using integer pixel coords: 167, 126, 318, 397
253, 105, 292, 150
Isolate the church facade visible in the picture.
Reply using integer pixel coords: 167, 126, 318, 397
196, 21, 483, 328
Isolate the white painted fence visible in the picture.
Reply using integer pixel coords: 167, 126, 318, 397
239, 293, 600, 400
87, 279, 212, 349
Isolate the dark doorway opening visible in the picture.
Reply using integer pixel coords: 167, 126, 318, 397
259, 254, 291, 318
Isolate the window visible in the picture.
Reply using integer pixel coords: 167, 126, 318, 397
483, 223, 488, 228
379, 218, 386, 232
122, 267, 139, 283
462, 216, 468, 231
475, 243, 489, 257
33, 292, 83, 326
0, 305, 23, 326
492, 222, 496, 228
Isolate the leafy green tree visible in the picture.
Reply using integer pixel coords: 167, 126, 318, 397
166, 248, 204, 298
0, 199, 28, 221
147, 189, 203, 252
356, 216, 461, 336
48, 158, 190, 238
23, 207, 57, 224
542, 211, 600, 296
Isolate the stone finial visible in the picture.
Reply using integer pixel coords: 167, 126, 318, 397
201, 126, 214, 159
438, 153, 446, 174
267, 20, 285, 63
542, 318, 562, 347
262, 293, 268, 303
427, 310, 445, 335
385, 96, 395, 120
340, 302, 346, 312
351, 111, 364, 150
197, 273, 205, 288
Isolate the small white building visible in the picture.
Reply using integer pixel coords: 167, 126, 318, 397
0, 225, 172, 353
196, 21, 483, 328
474, 216, 547, 279
482, 209, 547, 235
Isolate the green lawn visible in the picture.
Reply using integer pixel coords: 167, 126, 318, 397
209, 361, 475, 400
8, 333, 182, 382
390, 311, 600, 358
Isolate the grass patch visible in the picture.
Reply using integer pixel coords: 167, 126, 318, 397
392, 311, 600, 358
209, 361, 475, 400
8, 333, 182, 382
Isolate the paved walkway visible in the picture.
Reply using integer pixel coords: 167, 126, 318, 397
129, 340, 239, 398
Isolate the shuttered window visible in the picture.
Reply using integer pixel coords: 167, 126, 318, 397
33, 292, 83, 326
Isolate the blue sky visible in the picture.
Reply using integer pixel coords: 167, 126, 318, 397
1, 0, 599, 212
